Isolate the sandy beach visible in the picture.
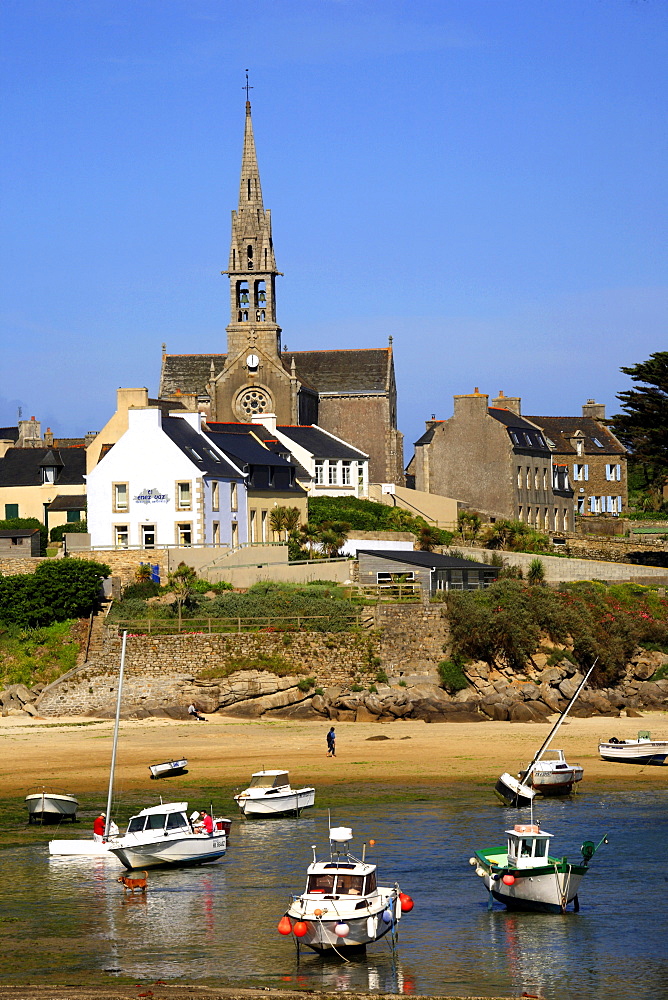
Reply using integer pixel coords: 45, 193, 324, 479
2, 711, 667, 799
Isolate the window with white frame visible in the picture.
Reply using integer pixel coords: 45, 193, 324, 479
115, 525, 129, 548
113, 483, 128, 512
230, 482, 238, 511
577, 497, 585, 515
250, 509, 257, 543
573, 463, 589, 481
517, 466, 522, 488
341, 461, 351, 485
177, 522, 192, 546
176, 481, 192, 510
211, 481, 219, 511
328, 461, 338, 485
212, 522, 220, 545
606, 463, 621, 481
315, 460, 325, 485
261, 509, 267, 542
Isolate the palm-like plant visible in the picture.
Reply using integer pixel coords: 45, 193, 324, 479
268, 506, 287, 541
283, 506, 301, 534
300, 521, 321, 558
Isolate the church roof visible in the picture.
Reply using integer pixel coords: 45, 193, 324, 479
160, 347, 392, 399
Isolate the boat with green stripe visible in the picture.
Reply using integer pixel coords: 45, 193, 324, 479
469, 822, 607, 913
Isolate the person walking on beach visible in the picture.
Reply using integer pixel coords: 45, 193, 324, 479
326, 727, 336, 757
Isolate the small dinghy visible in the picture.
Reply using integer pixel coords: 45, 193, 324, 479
470, 822, 607, 913
149, 758, 188, 779
278, 825, 414, 953
599, 731, 668, 765
234, 770, 315, 818
25, 789, 79, 824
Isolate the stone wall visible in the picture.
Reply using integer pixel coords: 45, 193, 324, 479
71, 548, 169, 586
0, 557, 44, 575
443, 545, 668, 585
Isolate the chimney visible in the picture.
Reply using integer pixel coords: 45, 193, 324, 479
453, 389, 489, 420
17, 417, 42, 447
492, 390, 522, 416
582, 399, 606, 421
252, 413, 277, 433
44, 427, 54, 447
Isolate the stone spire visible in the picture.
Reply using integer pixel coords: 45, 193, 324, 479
225, 98, 281, 361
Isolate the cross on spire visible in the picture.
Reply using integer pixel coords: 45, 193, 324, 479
243, 69, 253, 102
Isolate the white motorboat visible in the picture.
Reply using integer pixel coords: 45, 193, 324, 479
599, 730, 668, 765
495, 662, 595, 807
278, 825, 414, 953
234, 770, 315, 818
470, 822, 607, 914
520, 749, 584, 796
25, 790, 79, 823
108, 801, 227, 869
149, 758, 188, 779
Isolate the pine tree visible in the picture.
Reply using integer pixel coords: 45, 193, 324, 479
610, 351, 668, 509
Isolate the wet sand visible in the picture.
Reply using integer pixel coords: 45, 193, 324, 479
1, 711, 667, 797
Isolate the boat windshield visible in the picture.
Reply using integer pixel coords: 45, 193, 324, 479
128, 816, 146, 834
365, 871, 377, 893
307, 873, 365, 895
308, 874, 335, 893
249, 773, 288, 789
166, 812, 189, 831
145, 813, 167, 830
337, 875, 364, 895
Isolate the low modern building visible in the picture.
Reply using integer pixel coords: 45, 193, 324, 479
356, 549, 499, 594
0, 527, 41, 557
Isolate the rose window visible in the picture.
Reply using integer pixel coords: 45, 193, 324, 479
236, 387, 271, 417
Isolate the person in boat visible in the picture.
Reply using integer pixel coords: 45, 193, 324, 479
326, 727, 336, 757
188, 703, 207, 721
93, 812, 106, 842
201, 810, 214, 835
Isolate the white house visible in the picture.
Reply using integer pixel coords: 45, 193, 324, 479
86, 408, 248, 548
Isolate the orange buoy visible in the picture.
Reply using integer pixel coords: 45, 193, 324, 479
502, 874, 515, 886
314, 908, 323, 917
277, 916, 292, 935
369, 839, 376, 846
399, 892, 414, 912
293, 920, 308, 937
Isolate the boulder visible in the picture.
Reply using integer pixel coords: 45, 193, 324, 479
536, 667, 564, 686
22, 702, 39, 717
333, 709, 356, 723
5, 683, 33, 704
637, 681, 666, 706
265, 699, 320, 720
405, 683, 450, 702
385, 702, 412, 718
487, 703, 510, 721
310, 694, 328, 715
509, 703, 547, 723
558, 674, 584, 700
355, 705, 379, 723
363, 694, 384, 715
626, 708, 644, 718
334, 696, 363, 712
586, 692, 619, 716
520, 683, 541, 701
539, 685, 564, 714
524, 700, 554, 719
220, 685, 306, 718
631, 658, 656, 681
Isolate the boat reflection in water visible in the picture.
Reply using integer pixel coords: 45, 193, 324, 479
294, 951, 417, 995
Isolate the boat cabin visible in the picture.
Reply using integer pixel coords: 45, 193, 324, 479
248, 770, 289, 790
305, 861, 377, 898
126, 801, 191, 836
506, 824, 553, 870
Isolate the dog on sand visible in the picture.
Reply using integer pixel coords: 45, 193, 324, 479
117, 871, 148, 893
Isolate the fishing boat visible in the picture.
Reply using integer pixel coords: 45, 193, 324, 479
470, 821, 607, 913
519, 749, 584, 797
25, 789, 79, 824
495, 662, 595, 807
234, 770, 315, 818
599, 731, 668, 765
149, 758, 188, 779
107, 801, 227, 869
278, 825, 414, 953
50, 632, 128, 858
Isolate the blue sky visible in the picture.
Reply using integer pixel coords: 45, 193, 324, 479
1, 0, 666, 455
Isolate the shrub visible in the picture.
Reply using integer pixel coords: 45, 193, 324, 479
350, 683, 364, 692
122, 581, 161, 600
375, 668, 388, 683
298, 676, 316, 692
0, 558, 110, 627
438, 659, 469, 694
0, 620, 80, 688
527, 558, 545, 585
50, 520, 87, 543
198, 652, 296, 679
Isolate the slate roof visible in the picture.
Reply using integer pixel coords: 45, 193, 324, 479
206, 422, 310, 480
159, 348, 391, 398
47, 495, 87, 512
205, 429, 305, 495
0, 427, 19, 442
0, 448, 86, 487
356, 549, 498, 571
414, 421, 443, 447
161, 418, 244, 478
524, 416, 625, 456
488, 409, 550, 453
277, 425, 368, 459
0, 528, 39, 538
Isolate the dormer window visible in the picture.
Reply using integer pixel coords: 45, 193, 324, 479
42, 465, 56, 484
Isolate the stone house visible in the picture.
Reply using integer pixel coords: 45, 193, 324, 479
157, 97, 404, 485
524, 400, 628, 517
410, 389, 573, 532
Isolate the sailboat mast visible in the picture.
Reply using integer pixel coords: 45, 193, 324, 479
104, 630, 127, 838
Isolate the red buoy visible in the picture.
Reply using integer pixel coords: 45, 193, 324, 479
399, 892, 414, 912
293, 920, 308, 937
277, 916, 292, 935
502, 874, 515, 886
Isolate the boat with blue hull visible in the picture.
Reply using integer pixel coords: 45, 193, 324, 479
599, 730, 668, 765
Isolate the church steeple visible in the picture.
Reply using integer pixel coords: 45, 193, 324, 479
225, 97, 281, 360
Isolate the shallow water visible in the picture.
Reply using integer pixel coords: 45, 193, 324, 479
1, 790, 667, 999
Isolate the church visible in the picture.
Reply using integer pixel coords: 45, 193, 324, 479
158, 98, 404, 486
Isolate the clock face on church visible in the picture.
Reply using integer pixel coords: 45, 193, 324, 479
246, 353, 259, 369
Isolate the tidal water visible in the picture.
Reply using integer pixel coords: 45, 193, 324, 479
1, 790, 667, 1000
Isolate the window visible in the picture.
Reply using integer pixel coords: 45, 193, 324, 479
113, 483, 128, 512
230, 482, 238, 511
315, 460, 325, 485
543, 468, 547, 490
213, 522, 220, 545
526, 467, 530, 489
606, 463, 622, 481
141, 524, 156, 548
211, 481, 219, 511
593, 437, 604, 448
41, 466, 56, 484
341, 461, 351, 486
250, 509, 257, 543
517, 466, 522, 488
577, 497, 585, 515
575, 438, 584, 456
553, 508, 558, 530
115, 525, 129, 548
563, 509, 569, 531
177, 522, 192, 546
177, 482, 192, 510
261, 510, 267, 543
231, 521, 239, 548
534, 468, 539, 490
518, 505, 523, 521
328, 462, 338, 485
4, 504, 18, 519
573, 464, 589, 482
66, 510, 82, 522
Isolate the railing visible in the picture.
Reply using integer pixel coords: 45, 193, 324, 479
112, 612, 369, 635
353, 582, 422, 603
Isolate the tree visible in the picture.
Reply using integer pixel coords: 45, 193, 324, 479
609, 351, 668, 510
458, 510, 482, 543
417, 526, 442, 552
0, 558, 110, 627
300, 522, 321, 558
318, 521, 350, 557
168, 562, 198, 615
527, 558, 545, 586
268, 506, 287, 541
283, 507, 301, 534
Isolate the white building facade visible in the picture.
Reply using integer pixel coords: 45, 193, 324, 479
86, 409, 248, 548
